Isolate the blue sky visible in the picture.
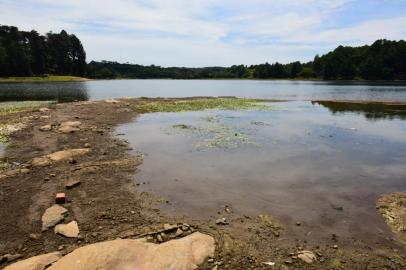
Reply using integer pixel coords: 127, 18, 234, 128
1, 0, 405, 66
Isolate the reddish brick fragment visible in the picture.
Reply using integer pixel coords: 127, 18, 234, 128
55, 193, 66, 204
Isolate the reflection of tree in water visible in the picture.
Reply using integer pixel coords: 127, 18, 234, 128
313, 101, 406, 121
0, 82, 89, 102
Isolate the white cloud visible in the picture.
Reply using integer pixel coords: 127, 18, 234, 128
0, 0, 404, 66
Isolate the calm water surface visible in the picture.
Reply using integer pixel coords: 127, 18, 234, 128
117, 101, 406, 245
1, 80, 406, 101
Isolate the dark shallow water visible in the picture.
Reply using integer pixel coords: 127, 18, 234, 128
117, 101, 406, 245
1, 79, 406, 101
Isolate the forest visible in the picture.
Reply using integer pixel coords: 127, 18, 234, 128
1, 25, 406, 80
0, 25, 86, 77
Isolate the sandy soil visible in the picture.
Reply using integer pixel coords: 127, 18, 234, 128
0, 98, 405, 269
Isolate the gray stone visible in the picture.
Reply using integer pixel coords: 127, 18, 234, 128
41, 205, 68, 231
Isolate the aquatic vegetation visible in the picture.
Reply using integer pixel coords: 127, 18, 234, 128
165, 115, 260, 150
0, 101, 54, 115
133, 98, 270, 113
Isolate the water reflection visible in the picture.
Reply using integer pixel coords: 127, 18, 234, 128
314, 100, 406, 120
0, 82, 89, 102
117, 101, 406, 246
1, 80, 406, 101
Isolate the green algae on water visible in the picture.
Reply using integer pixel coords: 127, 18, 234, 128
133, 98, 270, 113
165, 115, 260, 150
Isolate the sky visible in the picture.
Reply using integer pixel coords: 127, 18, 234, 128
1, 0, 405, 67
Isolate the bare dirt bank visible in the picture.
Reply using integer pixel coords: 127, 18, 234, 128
0, 98, 405, 269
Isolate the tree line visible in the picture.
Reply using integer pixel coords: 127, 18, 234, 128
0, 25, 86, 77
87, 39, 406, 80
1, 25, 406, 80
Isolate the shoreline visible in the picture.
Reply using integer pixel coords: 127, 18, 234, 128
0, 76, 92, 83
0, 98, 405, 269
2, 76, 406, 84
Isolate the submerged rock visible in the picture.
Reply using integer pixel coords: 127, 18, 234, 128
3, 252, 61, 270
54, 221, 79, 238
45, 232, 214, 270
41, 205, 68, 231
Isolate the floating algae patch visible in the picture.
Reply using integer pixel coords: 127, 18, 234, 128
133, 98, 270, 113
165, 114, 259, 150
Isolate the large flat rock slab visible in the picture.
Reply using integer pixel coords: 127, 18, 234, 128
4, 252, 61, 270
47, 232, 214, 270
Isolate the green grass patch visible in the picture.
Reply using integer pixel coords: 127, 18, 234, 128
0, 101, 54, 116
0, 75, 88, 82
133, 98, 269, 113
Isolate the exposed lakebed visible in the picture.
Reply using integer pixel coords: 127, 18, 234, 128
117, 100, 406, 246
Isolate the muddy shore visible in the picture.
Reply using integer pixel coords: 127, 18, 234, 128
0, 98, 405, 269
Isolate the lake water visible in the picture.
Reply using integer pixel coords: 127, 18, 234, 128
1, 79, 406, 101
117, 100, 406, 246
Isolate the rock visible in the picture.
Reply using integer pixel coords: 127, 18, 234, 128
31, 157, 52, 167
64, 179, 81, 189
215, 218, 228, 225
84, 143, 91, 148
104, 99, 120, 104
47, 232, 214, 270
1, 254, 22, 264
4, 252, 61, 270
29, 233, 41, 240
41, 205, 68, 231
39, 124, 52, 131
32, 149, 91, 167
59, 121, 82, 133
39, 107, 50, 112
0, 168, 30, 180
55, 221, 80, 238
297, 250, 316, 264
55, 193, 66, 204
48, 149, 90, 162
296, 221, 301, 226
163, 224, 177, 231
175, 228, 183, 237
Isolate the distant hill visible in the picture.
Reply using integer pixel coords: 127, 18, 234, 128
1, 25, 405, 80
